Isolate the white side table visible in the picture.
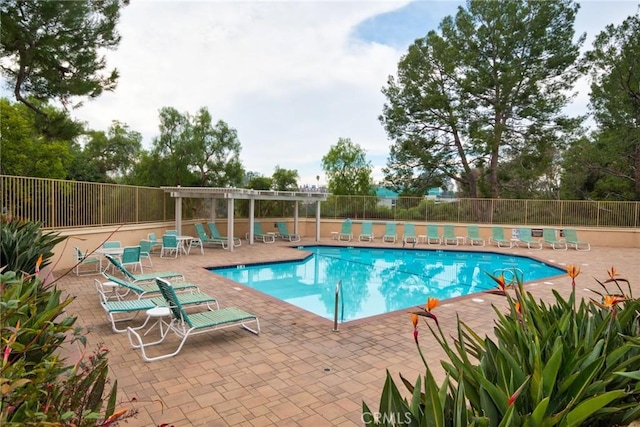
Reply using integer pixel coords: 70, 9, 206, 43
144, 306, 171, 336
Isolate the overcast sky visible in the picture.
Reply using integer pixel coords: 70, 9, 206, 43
64, 0, 639, 186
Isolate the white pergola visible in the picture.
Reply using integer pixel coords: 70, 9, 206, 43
161, 187, 329, 251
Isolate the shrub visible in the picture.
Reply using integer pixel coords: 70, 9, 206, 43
364, 267, 640, 426
1, 219, 135, 425
0, 216, 66, 275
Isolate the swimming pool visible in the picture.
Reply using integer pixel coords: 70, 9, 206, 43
209, 246, 564, 322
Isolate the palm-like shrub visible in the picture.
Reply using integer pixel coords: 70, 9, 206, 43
1, 219, 134, 425
364, 267, 640, 426
0, 215, 65, 275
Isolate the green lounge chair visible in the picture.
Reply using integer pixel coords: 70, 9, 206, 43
194, 223, 226, 249
421, 224, 441, 245
358, 221, 374, 242
339, 220, 353, 241
95, 279, 218, 333
276, 221, 301, 242
489, 226, 513, 248
104, 253, 185, 284
465, 225, 485, 246
442, 224, 459, 246
102, 272, 198, 299
563, 228, 590, 251
382, 222, 397, 243
126, 278, 260, 362
516, 228, 542, 250
543, 228, 567, 250
253, 222, 276, 243
402, 223, 418, 247
208, 222, 242, 248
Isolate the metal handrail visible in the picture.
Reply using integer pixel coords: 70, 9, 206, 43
333, 280, 342, 332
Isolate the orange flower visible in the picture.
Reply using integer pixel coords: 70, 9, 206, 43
410, 313, 419, 329
515, 302, 521, 314
35, 254, 43, 274
101, 408, 128, 426
603, 294, 625, 308
566, 264, 580, 287
426, 297, 439, 312
566, 264, 580, 279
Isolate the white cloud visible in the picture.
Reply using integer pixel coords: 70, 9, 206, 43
66, 0, 639, 186
72, 0, 408, 185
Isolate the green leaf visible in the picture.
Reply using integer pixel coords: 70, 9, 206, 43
562, 391, 627, 426
542, 343, 563, 396
424, 368, 445, 427
614, 370, 640, 380
529, 397, 550, 426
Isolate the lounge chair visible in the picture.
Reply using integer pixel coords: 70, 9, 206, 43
563, 228, 590, 251
207, 222, 242, 248
121, 246, 143, 273
73, 247, 102, 276
102, 241, 121, 249
442, 225, 459, 246
95, 279, 218, 333
276, 221, 301, 242
194, 223, 226, 249
489, 226, 513, 248
127, 278, 260, 362
465, 225, 485, 246
543, 228, 567, 250
421, 224, 441, 245
402, 223, 418, 247
102, 272, 199, 299
358, 221, 374, 242
516, 228, 542, 250
95, 279, 157, 333
103, 254, 185, 284
339, 220, 353, 241
253, 222, 276, 243
382, 222, 397, 243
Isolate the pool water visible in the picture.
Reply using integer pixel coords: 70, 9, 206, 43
209, 246, 564, 322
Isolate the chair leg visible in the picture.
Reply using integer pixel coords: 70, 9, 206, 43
127, 326, 192, 362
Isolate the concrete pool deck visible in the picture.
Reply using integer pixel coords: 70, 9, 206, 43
57, 239, 640, 426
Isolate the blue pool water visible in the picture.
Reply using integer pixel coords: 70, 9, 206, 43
209, 246, 564, 322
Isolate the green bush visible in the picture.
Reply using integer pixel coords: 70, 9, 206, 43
364, 267, 640, 426
1, 219, 135, 425
0, 215, 66, 275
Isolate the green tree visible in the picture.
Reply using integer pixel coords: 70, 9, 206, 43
0, 98, 81, 178
272, 166, 299, 191
247, 175, 273, 190
380, 0, 584, 198
83, 120, 142, 181
135, 106, 244, 187
562, 14, 640, 200
191, 107, 244, 187
0, 0, 129, 116
321, 137, 373, 195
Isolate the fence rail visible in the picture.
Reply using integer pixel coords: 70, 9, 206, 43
2, 175, 639, 229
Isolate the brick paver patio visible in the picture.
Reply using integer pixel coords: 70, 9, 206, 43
55, 239, 640, 426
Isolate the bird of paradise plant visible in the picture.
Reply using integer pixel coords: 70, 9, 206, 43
363, 266, 640, 426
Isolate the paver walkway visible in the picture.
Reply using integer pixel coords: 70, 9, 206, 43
56, 239, 640, 426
